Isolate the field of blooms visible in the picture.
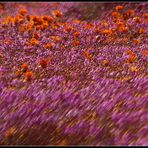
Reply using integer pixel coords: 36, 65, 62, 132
0, 2, 148, 146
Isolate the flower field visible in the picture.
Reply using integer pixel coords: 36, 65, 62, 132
0, 2, 148, 146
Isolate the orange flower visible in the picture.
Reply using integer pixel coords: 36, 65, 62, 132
74, 31, 80, 37
125, 50, 137, 63
95, 26, 100, 33
116, 21, 125, 27
115, 5, 124, 11
122, 37, 128, 43
72, 19, 80, 24
64, 26, 73, 32
126, 10, 135, 16
143, 50, 148, 56
125, 49, 134, 55
5, 127, 16, 138
16, 14, 24, 19
111, 28, 116, 33
34, 20, 43, 26
26, 24, 33, 31
133, 16, 141, 23
44, 43, 54, 49
25, 71, 33, 81
73, 40, 80, 46
85, 23, 93, 29
35, 25, 42, 31
126, 50, 137, 57
101, 21, 109, 27
123, 10, 135, 20
42, 16, 53, 23
143, 13, 148, 19
32, 16, 43, 26
52, 24, 58, 30
102, 29, 113, 36
53, 22, 61, 28
19, 9, 27, 16
30, 38, 39, 46
102, 60, 109, 66
32, 16, 40, 22
112, 11, 121, 19
42, 22, 49, 30
133, 39, 141, 45
83, 51, 93, 60
118, 26, 128, 33
51, 36, 61, 42
14, 15, 24, 24
126, 55, 137, 63
138, 28, 145, 34
53, 10, 62, 18
4, 16, 12, 24
4, 39, 12, 44
130, 66, 139, 72
22, 63, 28, 73
39, 59, 48, 68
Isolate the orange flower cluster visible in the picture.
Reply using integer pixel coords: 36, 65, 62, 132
64, 26, 74, 33
41, 16, 54, 23
74, 31, 80, 38
51, 36, 61, 42
73, 40, 80, 46
123, 10, 135, 20
85, 23, 93, 29
112, 11, 121, 20
44, 43, 54, 49
83, 51, 93, 60
133, 39, 141, 45
30, 38, 39, 46
15, 15, 25, 24
15, 63, 33, 81
102, 29, 114, 36
125, 50, 138, 63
